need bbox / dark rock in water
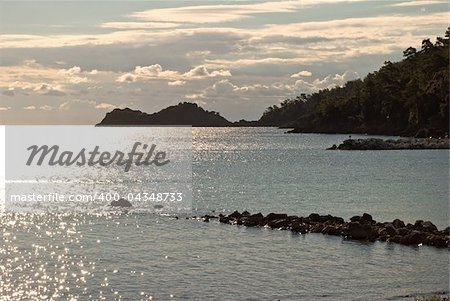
[219,216,231,224]
[422,221,437,232]
[309,223,324,233]
[266,213,288,222]
[350,215,361,222]
[400,230,424,245]
[229,211,241,219]
[308,213,321,222]
[397,227,410,236]
[214,210,448,248]
[416,221,438,232]
[330,216,345,224]
[110,198,132,208]
[242,213,264,227]
[267,219,290,229]
[392,219,405,229]
[329,138,449,150]
[388,235,402,243]
[425,234,449,247]
[322,225,342,236]
[361,213,373,223]
[154,204,164,210]
[290,222,307,234]
[344,222,374,240]
[384,223,397,236]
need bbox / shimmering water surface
[1,128,449,300]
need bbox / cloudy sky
[0,0,448,124]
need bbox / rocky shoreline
[195,211,449,248]
[328,138,449,150]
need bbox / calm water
[1,127,449,300]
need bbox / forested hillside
[260,29,449,137]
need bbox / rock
[425,234,449,247]
[344,222,374,240]
[267,219,290,229]
[400,230,424,245]
[329,138,449,150]
[332,216,345,224]
[321,225,342,236]
[350,215,361,222]
[384,223,397,236]
[242,213,264,227]
[421,221,438,232]
[110,198,132,208]
[388,235,402,243]
[266,213,288,222]
[392,219,405,229]
[229,211,241,219]
[308,213,320,222]
[414,220,424,229]
[397,227,410,236]
[210,211,447,248]
[309,224,324,233]
[290,222,307,234]
[219,216,230,224]
[361,213,374,223]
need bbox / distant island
[98,29,449,137]
[97,102,257,127]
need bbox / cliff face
[97,102,233,126]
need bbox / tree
[403,47,417,58]
[421,38,434,51]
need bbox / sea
[1,127,449,300]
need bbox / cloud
[184,65,231,79]
[129,1,304,24]
[34,83,66,96]
[168,80,186,86]
[95,102,116,110]
[116,64,231,83]
[0,107,11,111]
[40,105,53,111]
[291,71,312,78]
[294,70,360,93]
[116,73,138,83]
[59,66,81,75]
[390,0,446,7]
[101,22,180,30]
[23,106,36,110]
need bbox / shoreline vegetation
[98,29,449,139]
[191,211,449,249]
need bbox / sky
[0,0,448,124]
